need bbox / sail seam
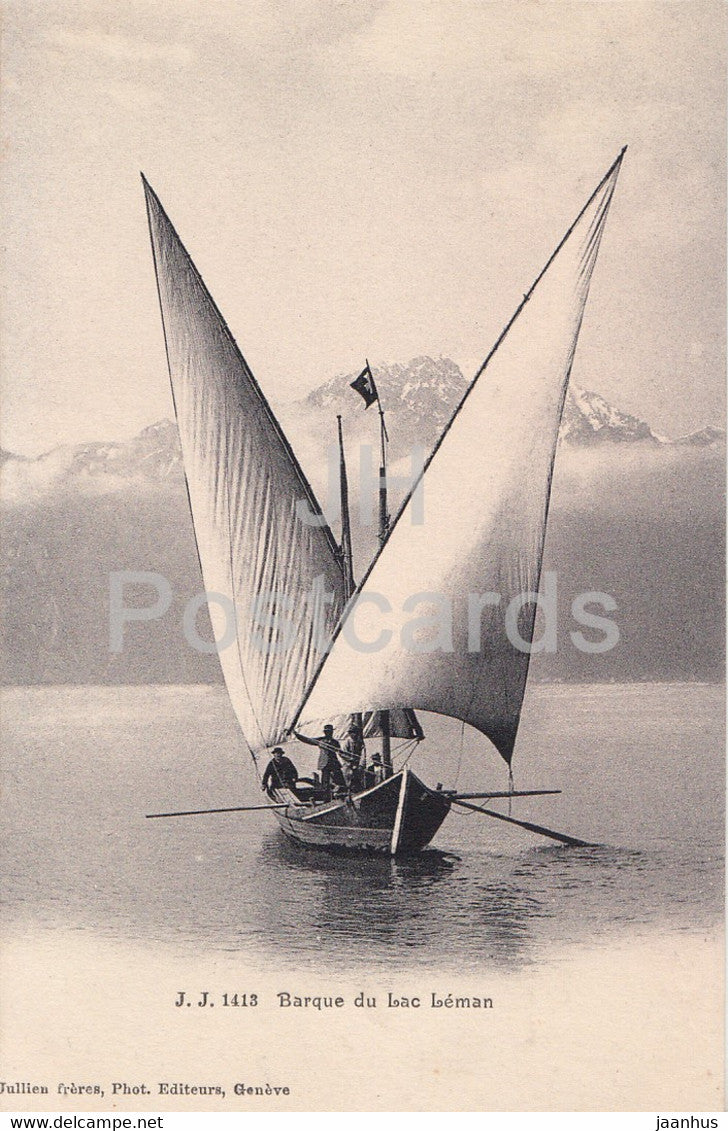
[224,439,268,756]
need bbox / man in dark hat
[341,722,366,789]
[292,724,346,797]
[261,747,298,794]
[367,751,386,787]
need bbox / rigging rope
[452,718,466,791]
[393,738,419,771]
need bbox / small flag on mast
[350,362,378,408]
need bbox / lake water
[1,682,723,973]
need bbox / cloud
[0,447,166,507]
[550,441,725,519]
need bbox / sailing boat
[143,148,625,854]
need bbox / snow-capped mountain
[299,356,718,452]
[1,356,723,504]
[1,420,184,503]
[304,356,467,454]
[560,388,662,445]
[671,424,726,448]
[50,419,182,483]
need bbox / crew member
[368,751,387,786]
[292,725,346,797]
[341,723,366,788]
[261,747,298,794]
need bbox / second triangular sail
[295,152,624,764]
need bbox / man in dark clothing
[292,724,346,796]
[367,751,386,786]
[261,747,298,794]
[341,723,365,789]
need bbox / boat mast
[370,359,392,773]
[337,414,356,599]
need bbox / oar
[146,803,289,819]
[446,789,561,800]
[449,797,594,847]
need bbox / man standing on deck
[292,724,346,797]
[261,747,298,793]
[341,723,366,788]
[368,751,387,786]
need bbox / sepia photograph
[1,0,725,1115]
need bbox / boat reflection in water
[256,831,536,968]
[252,831,612,969]
[243,827,714,973]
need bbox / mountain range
[1,357,723,505]
[1,357,724,686]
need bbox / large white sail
[143,180,348,750]
[296,153,624,763]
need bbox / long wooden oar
[146,803,288,819]
[447,790,561,800]
[449,797,594,847]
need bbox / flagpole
[337,414,363,742]
[367,359,389,549]
[348,359,392,772]
[366,360,392,773]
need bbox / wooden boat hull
[269,768,451,855]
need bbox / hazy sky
[2,0,725,454]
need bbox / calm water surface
[1,683,723,972]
